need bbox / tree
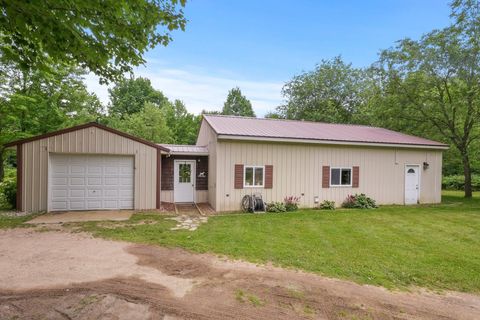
[221,87,256,117]
[278,56,368,123]
[108,77,168,118]
[377,0,480,197]
[0,0,187,83]
[0,60,103,181]
[164,100,201,144]
[110,102,173,143]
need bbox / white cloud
[84,63,284,116]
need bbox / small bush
[342,193,377,209]
[319,200,335,210]
[284,196,300,211]
[0,169,16,209]
[442,175,480,191]
[266,202,286,213]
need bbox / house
[5,115,448,213]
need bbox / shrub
[342,193,377,209]
[284,196,300,211]
[266,202,286,213]
[442,175,480,191]
[0,169,16,209]
[319,200,335,210]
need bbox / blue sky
[86,0,452,116]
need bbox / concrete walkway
[27,210,134,224]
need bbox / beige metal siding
[160,190,208,203]
[215,140,443,211]
[196,120,218,209]
[21,126,158,212]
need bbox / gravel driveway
[0,228,479,319]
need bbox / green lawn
[69,191,480,293]
[0,212,36,229]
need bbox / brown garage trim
[156,149,161,209]
[4,122,170,152]
[16,144,23,212]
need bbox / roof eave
[217,134,449,150]
[167,151,210,156]
[3,122,170,152]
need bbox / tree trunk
[462,152,473,198]
[0,148,4,182]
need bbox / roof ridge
[203,114,384,129]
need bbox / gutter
[216,135,449,150]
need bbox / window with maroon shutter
[322,166,330,188]
[234,164,244,189]
[265,165,273,189]
[352,166,359,188]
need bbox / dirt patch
[0,229,479,320]
[26,210,134,224]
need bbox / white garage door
[50,154,134,211]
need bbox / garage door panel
[69,177,85,186]
[52,177,68,186]
[53,165,68,174]
[51,201,68,210]
[69,189,85,198]
[69,201,86,210]
[70,165,85,174]
[51,189,67,198]
[121,166,134,174]
[105,177,119,185]
[105,166,119,174]
[119,200,133,209]
[50,154,134,211]
[104,189,118,197]
[88,166,102,174]
[87,177,102,186]
[86,200,102,209]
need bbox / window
[330,167,352,186]
[178,163,191,183]
[244,166,264,187]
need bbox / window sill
[329,185,353,188]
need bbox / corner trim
[156,149,161,209]
[16,144,23,212]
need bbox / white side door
[405,165,420,205]
[174,160,196,203]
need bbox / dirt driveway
[0,229,479,320]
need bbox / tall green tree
[164,100,201,144]
[108,77,168,118]
[109,102,173,143]
[0,60,103,181]
[0,0,187,83]
[376,0,480,197]
[278,56,368,123]
[221,87,256,117]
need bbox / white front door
[174,160,196,203]
[405,165,420,205]
[50,154,134,211]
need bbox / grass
[77,191,480,293]
[0,212,36,229]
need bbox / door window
[179,163,191,183]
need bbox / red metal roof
[203,115,447,148]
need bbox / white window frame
[243,165,265,188]
[330,167,353,187]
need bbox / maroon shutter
[234,164,244,189]
[265,165,273,189]
[322,166,330,188]
[352,166,359,188]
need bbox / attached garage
[6,122,169,213]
